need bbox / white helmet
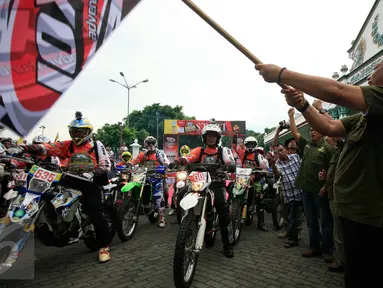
[244,136,258,152]
[201,124,222,145]
[144,136,157,151]
[33,135,51,144]
[256,147,265,155]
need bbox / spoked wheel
[245,205,254,226]
[117,200,138,242]
[204,213,218,248]
[173,213,198,288]
[231,200,242,246]
[272,195,284,230]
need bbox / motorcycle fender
[3,189,18,200]
[121,182,140,193]
[103,183,118,190]
[180,193,199,211]
[9,193,40,223]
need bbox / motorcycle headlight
[28,178,51,193]
[236,176,249,185]
[176,171,187,181]
[132,174,145,182]
[191,182,204,192]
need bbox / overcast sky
[2,0,375,142]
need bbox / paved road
[1,213,344,288]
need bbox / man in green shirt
[255,62,383,288]
[288,108,335,262]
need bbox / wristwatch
[296,100,310,113]
[319,108,328,114]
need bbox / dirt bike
[271,177,283,230]
[117,165,166,242]
[228,167,252,245]
[253,168,283,230]
[0,157,29,217]
[173,163,234,288]
[0,157,117,274]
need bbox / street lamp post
[39,125,46,135]
[118,122,123,149]
[109,73,148,129]
[156,112,159,142]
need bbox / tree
[95,123,149,152]
[127,103,195,148]
[264,127,276,134]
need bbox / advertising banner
[163,119,246,161]
[163,135,178,163]
[163,119,246,136]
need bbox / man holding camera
[272,118,303,239]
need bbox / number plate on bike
[13,171,27,181]
[29,165,62,183]
[189,172,207,182]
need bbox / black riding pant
[60,176,111,248]
[211,184,232,247]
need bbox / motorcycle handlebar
[0,155,34,164]
[62,171,93,182]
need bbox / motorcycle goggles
[146,139,156,146]
[245,142,257,149]
[69,127,91,138]
[122,154,132,162]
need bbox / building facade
[264,0,382,150]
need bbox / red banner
[0,0,143,136]
[171,120,245,136]
[163,135,178,163]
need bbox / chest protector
[67,141,99,174]
[198,147,224,165]
[242,150,260,169]
[142,150,165,169]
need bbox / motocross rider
[169,123,236,258]
[168,145,191,216]
[15,112,112,263]
[232,131,269,231]
[129,136,170,228]
[117,151,132,167]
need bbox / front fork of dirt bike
[241,188,250,221]
[134,182,146,221]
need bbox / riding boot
[257,208,268,231]
[158,208,166,228]
[221,226,234,258]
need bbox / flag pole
[181,0,288,89]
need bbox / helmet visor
[245,142,257,149]
[146,139,156,146]
[180,148,189,155]
[122,154,132,162]
[69,127,90,138]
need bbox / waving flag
[0,0,143,136]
